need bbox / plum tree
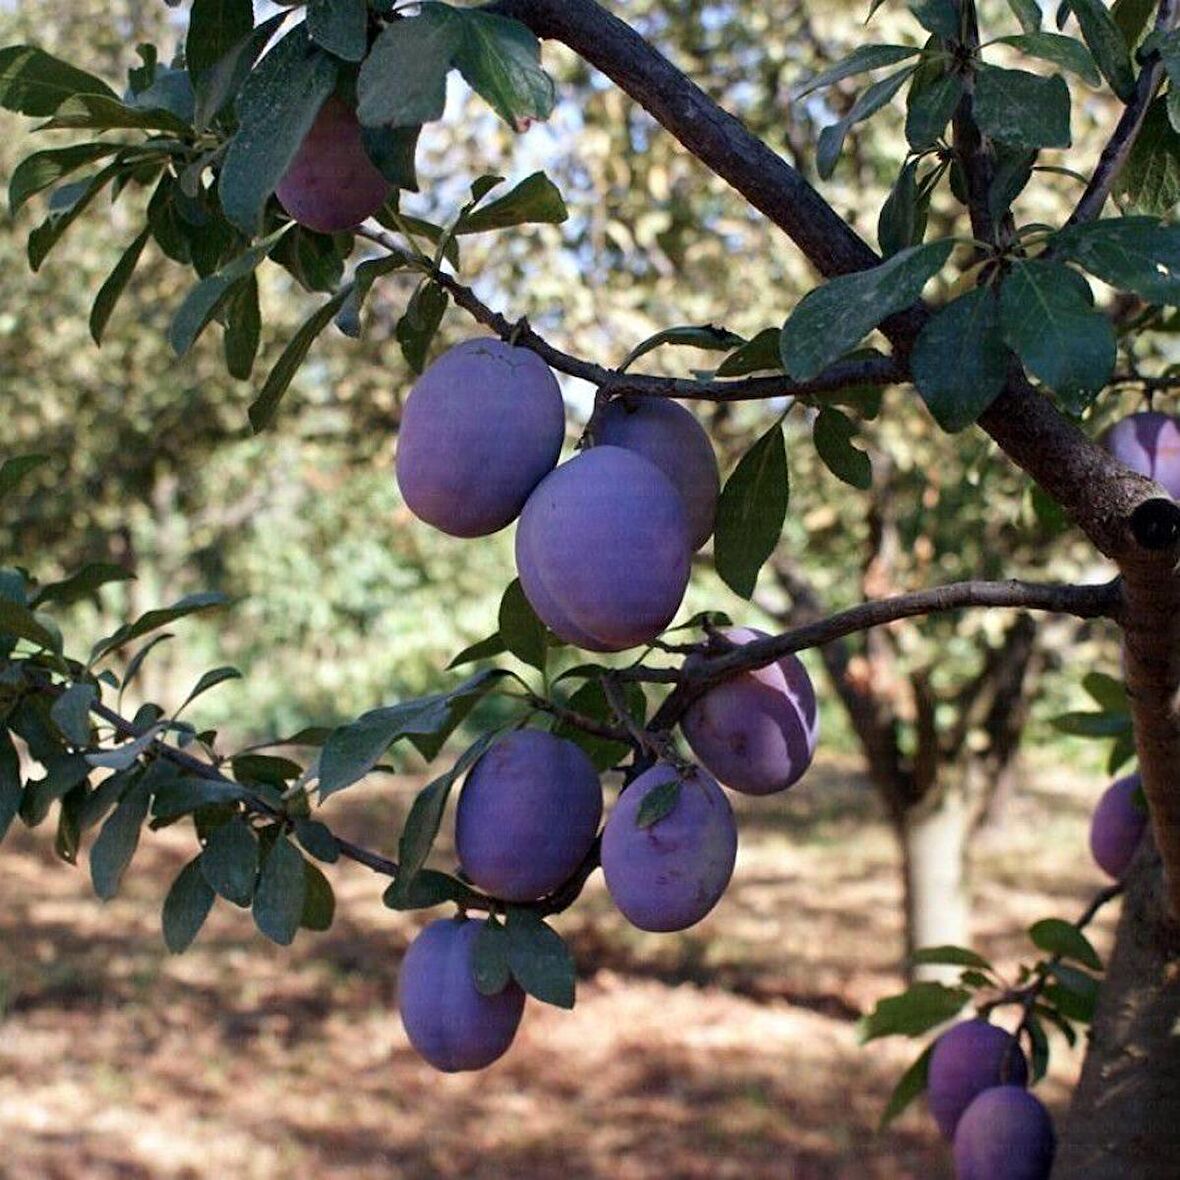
[594,398,720,550]
[926,1019,1029,1140]
[599,763,737,932]
[396,339,565,537]
[455,729,602,901]
[1103,412,1180,500]
[1089,773,1148,880]
[681,628,818,795]
[952,1087,1056,1180]
[397,916,526,1072]
[515,445,692,651]
[275,96,392,234]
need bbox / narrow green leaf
[713,421,789,600]
[1114,98,1180,216]
[814,408,873,489]
[790,44,921,101]
[636,776,682,829]
[90,781,151,900]
[0,597,62,653]
[474,914,513,995]
[9,142,122,216]
[997,32,1102,85]
[715,328,782,377]
[1008,0,1044,33]
[193,12,287,131]
[300,860,335,930]
[879,1045,933,1130]
[253,835,307,945]
[856,982,970,1042]
[395,281,448,376]
[505,907,576,1009]
[456,171,568,234]
[0,45,118,115]
[1066,0,1136,101]
[446,632,508,670]
[0,730,21,842]
[224,273,261,379]
[817,66,917,179]
[905,64,963,151]
[617,324,745,374]
[381,868,485,911]
[1051,710,1132,737]
[909,0,960,39]
[90,592,231,663]
[910,945,994,970]
[27,162,124,272]
[177,666,242,715]
[1025,1013,1051,1081]
[89,226,151,345]
[162,856,216,953]
[293,819,340,864]
[498,578,548,673]
[1082,672,1128,713]
[1029,917,1104,970]
[186,0,255,81]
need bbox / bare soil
[0,753,1115,1179]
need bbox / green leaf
[162,856,216,953]
[300,860,335,930]
[1082,672,1128,713]
[473,914,513,995]
[905,62,963,151]
[90,780,151,900]
[973,65,1072,150]
[1008,0,1044,33]
[505,907,576,1009]
[224,273,261,379]
[909,0,960,39]
[1000,259,1115,409]
[357,4,460,127]
[192,12,287,131]
[1065,0,1136,101]
[21,754,89,826]
[152,775,245,822]
[790,44,921,100]
[1114,98,1180,215]
[1029,917,1104,970]
[446,632,508,670]
[814,408,873,489]
[498,578,548,673]
[879,1044,933,1130]
[1044,963,1100,1023]
[381,868,484,911]
[781,240,952,381]
[199,817,258,906]
[1051,709,1132,737]
[0,597,62,653]
[552,678,642,772]
[0,454,49,501]
[249,285,352,431]
[997,32,1102,85]
[911,287,1009,431]
[988,145,1038,220]
[1025,1012,1051,1081]
[453,9,556,129]
[360,124,421,191]
[8,142,123,216]
[0,45,117,115]
[395,281,449,376]
[817,66,917,179]
[219,25,339,235]
[1053,217,1180,304]
[38,92,190,133]
[1113,0,1158,46]
[454,169,566,233]
[910,945,994,970]
[617,324,745,374]
[715,328,783,377]
[27,161,124,272]
[90,592,231,664]
[636,776,683,829]
[253,835,307,946]
[293,819,340,864]
[270,224,348,293]
[713,421,789,600]
[186,0,255,81]
[856,982,970,1042]
[387,729,503,905]
[168,230,285,357]
[51,683,96,747]
[177,666,242,715]
[308,0,369,62]
[88,225,151,345]
[0,730,22,843]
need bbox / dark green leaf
[912,287,1009,431]
[269,225,347,293]
[713,421,788,600]
[253,835,307,945]
[381,868,485,911]
[54,780,84,864]
[790,44,922,101]
[1008,0,1044,33]
[880,159,924,256]
[1044,963,1100,1022]
[152,775,245,822]
[617,324,745,374]
[997,32,1102,85]
[88,225,151,345]
[1025,1013,1051,1081]
[905,63,963,151]
[224,273,261,379]
[27,162,124,272]
[715,328,782,377]
[879,1044,933,1130]
[498,578,548,673]
[1108,729,1137,774]
[909,0,960,39]
[193,12,287,131]
[357,4,460,127]
[300,860,335,930]
[0,730,21,843]
[1065,0,1136,101]
[0,45,117,115]
[505,907,575,1009]
[0,597,62,653]
[90,780,151,900]
[162,856,216,953]
[456,171,568,234]
[50,683,96,747]
[910,945,994,970]
[1113,0,1158,46]
[360,124,421,191]
[249,286,352,431]
[0,454,49,501]
[814,408,873,489]
[552,678,642,772]
[999,259,1115,408]
[90,592,231,663]
[453,9,556,129]
[974,65,1072,150]
[335,253,409,337]
[219,25,339,235]
[1114,98,1180,215]
[988,145,1038,220]
[395,281,449,375]
[1051,709,1132,737]
[1029,917,1104,970]
[9,142,123,216]
[177,666,242,715]
[1082,672,1128,713]
[187,0,254,80]
[856,982,970,1042]
[1053,217,1180,304]
[38,93,190,133]
[308,0,369,62]
[21,754,89,827]
[474,914,513,995]
[636,776,683,828]
[781,240,952,380]
[817,66,917,179]
[446,632,508,670]
[293,819,340,864]
[200,816,258,906]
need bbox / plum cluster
[927,1019,1055,1180]
[393,343,822,1072]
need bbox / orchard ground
[0,749,1112,1180]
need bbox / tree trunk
[1053,840,1180,1177]
[898,789,972,979]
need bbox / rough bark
[1053,842,1180,1178]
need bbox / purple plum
[1090,772,1148,879]
[928,1019,1029,1140]
[952,1086,1056,1180]
[595,398,720,550]
[600,762,738,932]
[455,729,603,902]
[275,96,392,233]
[681,627,819,795]
[1104,411,1180,499]
[396,339,566,537]
[515,446,693,652]
[397,916,526,1072]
